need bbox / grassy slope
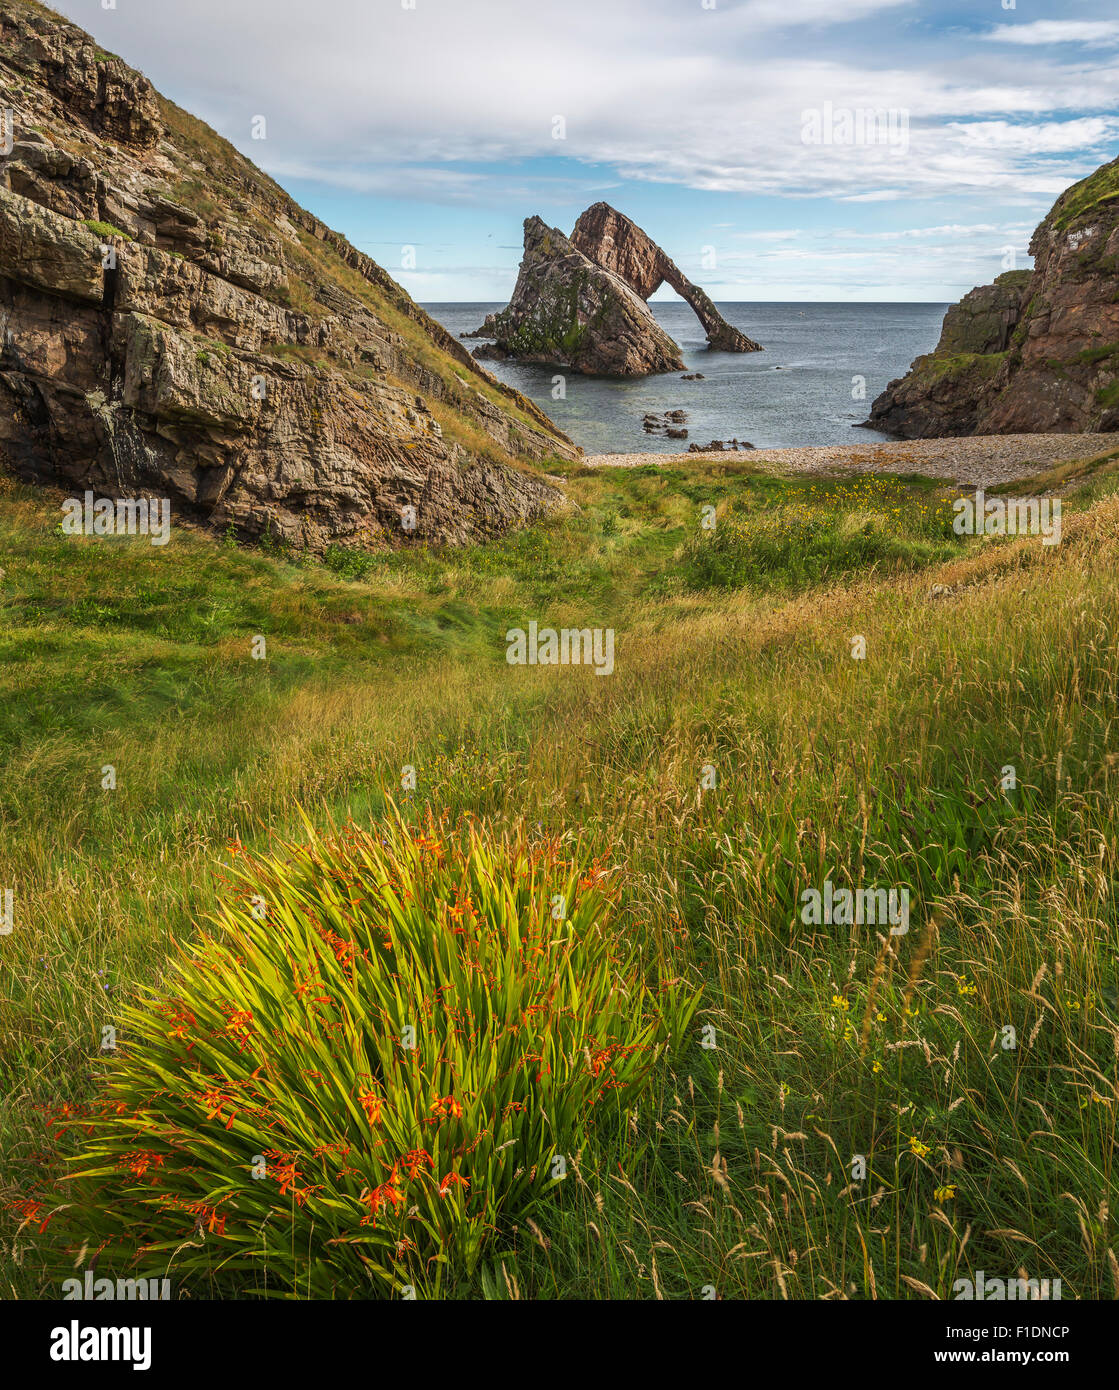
[2,452,1119,1298]
[1050,156,1119,233]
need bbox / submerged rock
[688,439,754,452]
[641,409,690,436]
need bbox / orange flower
[117,1150,165,1180]
[273,1157,302,1197]
[167,1005,197,1046]
[402,1147,433,1179]
[196,1086,230,1121]
[358,1090,384,1124]
[223,1009,254,1052]
[360,1166,404,1227]
[6,1196,52,1233]
[438,1171,469,1198]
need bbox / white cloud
[982,21,1119,48]
[948,117,1119,152]
[48,0,1119,210]
[726,0,915,30]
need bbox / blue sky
[55,0,1119,302]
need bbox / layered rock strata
[0,0,576,550]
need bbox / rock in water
[867,154,1119,438]
[470,203,762,377]
[571,203,760,354]
[471,217,686,376]
[0,0,577,550]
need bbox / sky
[52,0,1119,302]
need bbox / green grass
[924,350,1008,381]
[1051,157,1119,233]
[81,219,133,242]
[678,474,960,592]
[2,455,1118,1300]
[61,814,698,1298]
[1075,343,1119,366]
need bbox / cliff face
[0,0,576,550]
[471,203,760,377]
[868,155,1119,439]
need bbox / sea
[423,301,948,454]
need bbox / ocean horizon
[425,300,949,454]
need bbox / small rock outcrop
[470,203,761,377]
[867,154,1119,438]
[688,439,754,452]
[0,0,577,551]
[866,273,1033,438]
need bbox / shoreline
[579,432,1117,487]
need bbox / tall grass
[59,813,697,1297]
[2,456,1118,1298]
[681,475,961,591]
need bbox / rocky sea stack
[470,202,761,377]
[0,0,577,550]
[867,154,1119,438]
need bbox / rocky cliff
[470,202,760,376]
[472,216,686,376]
[571,203,758,354]
[867,155,1119,438]
[0,0,577,550]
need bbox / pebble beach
[582,432,1117,488]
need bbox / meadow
[2,449,1118,1299]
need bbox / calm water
[424,301,947,453]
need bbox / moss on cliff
[1051,158,1119,233]
[924,350,1008,382]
